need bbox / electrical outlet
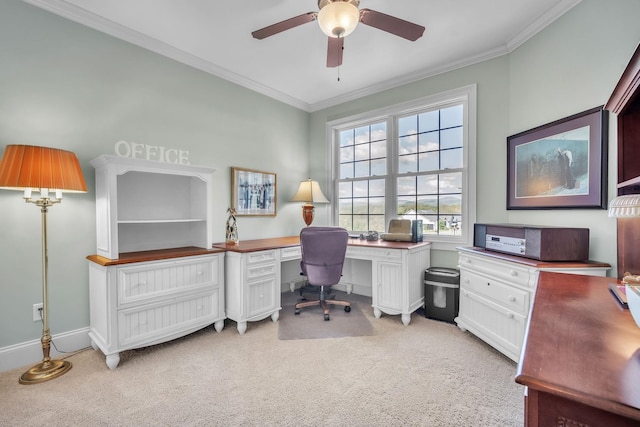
[32,303,43,322]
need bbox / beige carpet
[278,290,374,340]
[0,299,524,426]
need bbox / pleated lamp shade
[608,194,640,218]
[0,145,87,193]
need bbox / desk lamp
[0,145,87,384]
[290,178,329,226]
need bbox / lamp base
[302,204,315,226]
[19,359,71,385]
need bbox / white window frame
[324,84,477,251]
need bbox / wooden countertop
[458,246,610,269]
[86,246,225,266]
[213,236,432,253]
[516,271,640,421]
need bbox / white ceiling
[25,0,581,112]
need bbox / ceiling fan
[251,0,425,68]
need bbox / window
[328,85,476,250]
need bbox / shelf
[118,218,207,224]
[618,175,640,189]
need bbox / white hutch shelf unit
[90,155,213,259]
[87,155,225,369]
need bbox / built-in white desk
[213,237,431,334]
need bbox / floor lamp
[290,178,329,226]
[0,145,87,385]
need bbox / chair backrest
[300,226,349,287]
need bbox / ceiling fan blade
[359,9,425,41]
[327,37,344,68]
[251,12,317,40]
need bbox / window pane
[352,215,369,231]
[441,105,463,128]
[339,198,352,214]
[340,145,354,162]
[371,158,386,176]
[353,199,368,214]
[371,122,386,141]
[417,175,438,194]
[418,152,439,172]
[398,115,417,137]
[354,143,369,161]
[422,215,438,233]
[399,154,417,173]
[397,196,416,215]
[340,129,353,147]
[397,176,416,196]
[399,135,417,154]
[340,163,353,179]
[418,195,438,214]
[339,181,352,198]
[339,215,353,230]
[369,215,385,232]
[354,160,370,178]
[419,110,439,132]
[370,179,385,197]
[440,194,461,215]
[441,127,463,149]
[353,181,368,197]
[441,148,463,170]
[354,126,370,143]
[419,131,439,152]
[439,172,462,193]
[369,197,385,214]
[371,140,386,159]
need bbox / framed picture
[507,106,608,210]
[231,167,277,216]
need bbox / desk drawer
[117,255,219,307]
[246,262,277,280]
[460,270,530,315]
[347,246,402,261]
[459,253,532,288]
[281,246,301,261]
[246,250,277,266]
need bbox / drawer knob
[508,295,516,302]
[507,312,514,319]
[510,270,518,277]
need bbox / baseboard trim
[0,327,92,373]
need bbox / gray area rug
[278,290,375,340]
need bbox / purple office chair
[295,226,351,321]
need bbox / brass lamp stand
[0,144,87,385]
[19,194,72,384]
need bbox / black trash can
[424,267,460,323]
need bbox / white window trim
[324,84,477,251]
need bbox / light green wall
[0,0,309,347]
[1,0,639,352]
[310,0,640,272]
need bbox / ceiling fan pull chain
[337,66,340,82]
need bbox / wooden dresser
[516,271,640,426]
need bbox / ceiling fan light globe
[317,2,359,38]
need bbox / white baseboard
[0,327,92,373]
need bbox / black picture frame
[507,106,608,210]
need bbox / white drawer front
[246,250,277,265]
[347,246,402,261]
[280,246,301,261]
[247,277,277,318]
[118,256,219,307]
[458,289,526,361]
[460,270,530,315]
[246,262,277,280]
[459,253,531,288]
[118,290,220,347]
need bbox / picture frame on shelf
[231,167,277,216]
[507,106,608,210]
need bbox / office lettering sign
[114,140,190,164]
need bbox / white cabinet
[87,155,225,369]
[88,254,225,369]
[90,155,214,259]
[224,250,281,334]
[456,247,610,362]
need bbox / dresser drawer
[460,269,530,315]
[118,289,221,347]
[246,250,277,265]
[117,255,220,307]
[459,253,532,288]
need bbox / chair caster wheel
[324,314,330,321]
[344,306,351,313]
[294,308,300,315]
